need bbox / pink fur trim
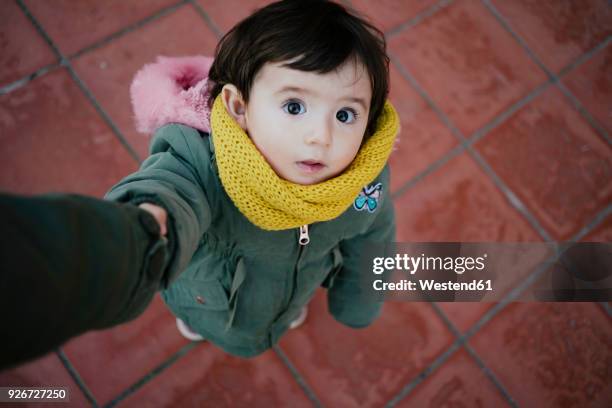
[130,55,214,134]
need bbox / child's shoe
[176,318,205,341]
[289,306,308,329]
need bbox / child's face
[223,59,371,185]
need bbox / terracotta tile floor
[1,0,610,407]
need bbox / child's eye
[336,108,359,124]
[283,101,306,115]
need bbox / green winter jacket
[106,124,395,357]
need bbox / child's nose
[304,120,332,147]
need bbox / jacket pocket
[321,245,343,289]
[226,257,246,331]
[173,278,230,311]
[167,257,246,332]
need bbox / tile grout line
[104,341,199,408]
[55,348,100,407]
[481,0,611,146]
[385,342,462,408]
[272,345,324,408]
[463,252,560,339]
[0,63,61,95]
[558,36,612,78]
[389,53,468,146]
[68,0,190,61]
[15,0,141,164]
[570,203,612,243]
[598,301,612,318]
[479,0,554,81]
[466,146,553,242]
[427,303,519,407]
[2,0,189,96]
[556,81,612,146]
[188,0,224,39]
[467,80,553,145]
[462,343,519,407]
[342,0,454,40]
[390,143,464,200]
[385,0,454,39]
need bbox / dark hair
[207,0,389,138]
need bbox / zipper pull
[298,224,310,246]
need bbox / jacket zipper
[298,224,310,246]
[284,224,309,312]
[269,225,311,343]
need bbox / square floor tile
[62,295,189,405]
[72,4,219,160]
[0,352,90,407]
[349,0,439,33]
[0,68,137,196]
[563,41,612,134]
[278,289,453,407]
[388,63,458,193]
[394,152,541,242]
[475,86,612,240]
[24,0,178,57]
[395,348,510,407]
[388,0,546,136]
[119,343,312,407]
[196,0,275,34]
[470,302,612,407]
[0,1,57,87]
[491,0,612,74]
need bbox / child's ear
[221,84,248,130]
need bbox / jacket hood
[130,55,214,134]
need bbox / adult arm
[0,192,168,370]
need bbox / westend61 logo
[372,253,488,275]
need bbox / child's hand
[138,203,168,237]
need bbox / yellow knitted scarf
[210,95,399,230]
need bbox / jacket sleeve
[105,124,212,289]
[327,165,396,328]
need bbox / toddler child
[106,0,399,358]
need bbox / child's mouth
[296,160,326,174]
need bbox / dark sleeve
[326,165,396,328]
[0,192,168,370]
